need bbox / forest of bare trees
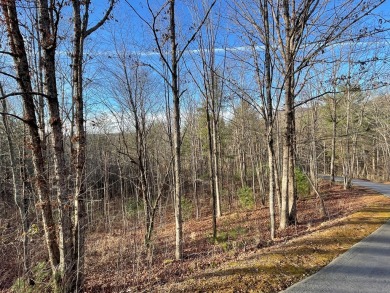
[0,0,389,292]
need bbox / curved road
[283,177,390,293]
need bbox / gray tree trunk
[330,94,337,183]
[71,1,114,289]
[169,0,183,260]
[36,2,74,288]
[1,0,61,280]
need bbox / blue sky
[82,0,390,113]
[88,0,390,55]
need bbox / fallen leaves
[2,183,390,292]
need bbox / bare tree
[70,1,115,289]
[0,0,61,286]
[103,43,172,247]
[233,0,283,239]
[127,0,216,260]
[235,0,385,229]
[187,0,226,239]
[1,0,114,291]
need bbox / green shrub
[295,168,311,199]
[126,197,143,216]
[214,226,248,251]
[215,230,229,243]
[181,197,193,220]
[12,278,31,293]
[238,186,254,209]
[12,262,52,293]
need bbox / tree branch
[85,0,116,37]
[0,111,26,122]
[177,0,217,62]
[0,91,49,100]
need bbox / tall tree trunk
[280,96,293,230]
[1,0,60,277]
[268,136,276,240]
[71,3,88,289]
[280,0,296,229]
[169,0,183,260]
[206,94,217,240]
[71,0,115,288]
[36,1,74,288]
[343,88,352,189]
[330,94,337,183]
[310,105,319,190]
[252,0,276,238]
[191,135,200,219]
[34,18,46,156]
[212,113,222,217]
[288,109,297,224]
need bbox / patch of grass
[12,262,52,293]
[215,226,247,242]
[213,226,248,252]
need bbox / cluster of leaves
[12,262,52,293]
[295,168,311,199]
[238,186,254,209]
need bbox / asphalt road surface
[283,177,390,293]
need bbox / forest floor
[84,183,390,292]
[2,182,390,292]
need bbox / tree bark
[212,106,222,217]
[70,3,88,289]
[206,91,217,240]
[280,0,297,229]
[263,0,276,239]
[36,1,74,289]
[330,94,337,183]
[1,0,60,276]
[169,0,183,260]
[71,1,114,288]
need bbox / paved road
[283,177,390,293]
[321,175,390,197]
[350,179,390,196]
